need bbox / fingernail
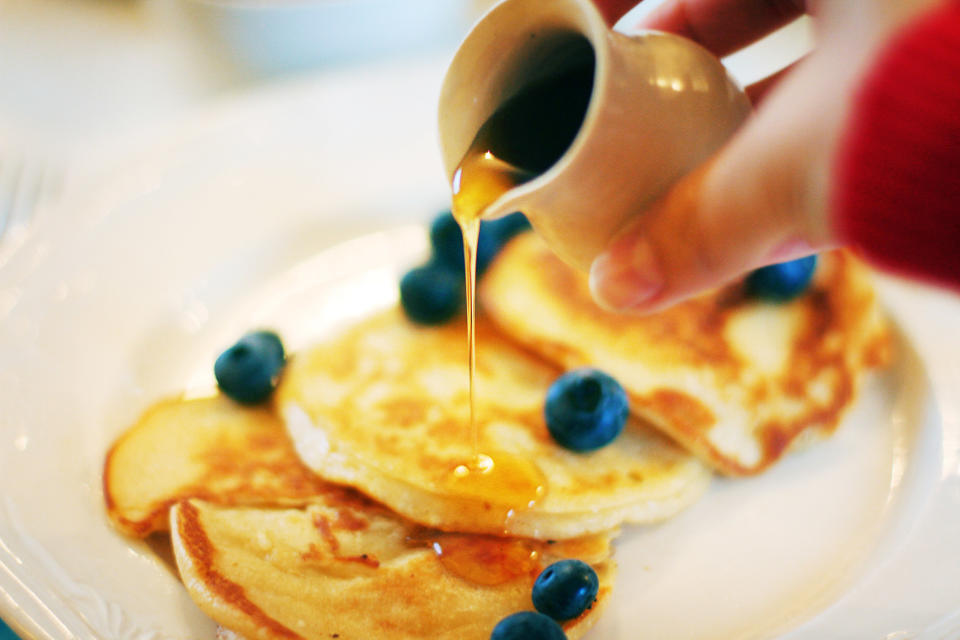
[589,239,664,311]
[767,237,813,263]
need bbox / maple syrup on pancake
[446,40,595,514]
[406,527,542,586]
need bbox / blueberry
[544,369,629,452]
[429,211,465,271]
[532,559,599,621]
[745,255,818,302]
[490,611,567,640]
[400,262,464,325]
[486,211,532,244]
[476,224,509,275]
[214,330,285,405]
[244,329,285,365]
[428,210,523,276]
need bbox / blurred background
[0,0,498,195]
[0,0,810,193]
[0,2,809,637]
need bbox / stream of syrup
[447,143,544,515]
[444,51,595,517]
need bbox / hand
[588,0,938,313]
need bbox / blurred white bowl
[188,0,475,74]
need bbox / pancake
[105,393,616,639]
[171,499,614,640]
[277,308,711,539]
[480,233,892,475]
[104,394,331,537]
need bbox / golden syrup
[448,110,532,509]
[450,135,538,455]
[443,449,547,516]
[406,527,542,586]
[449,203,543,516]
[457,214,482,456]
[446,43,595,518]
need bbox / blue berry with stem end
[214,330,286,405]
[532,559,599,621]
[544,368,629,452]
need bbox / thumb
[589,57,840,313]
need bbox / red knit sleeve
[831,1,960,292]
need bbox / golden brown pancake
[481,233,892,475]
[171,499,614,640]
[105,393,616,639]
[277,308,711,539]
[103,394,330,537]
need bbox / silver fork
[0,152,65,249]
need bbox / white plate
[2,57,960,640]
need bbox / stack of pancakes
[103,232,889,639]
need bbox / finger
[592,0,642,26]
[745,58,803,105]
[636,0,807,57]
[589,56,839,314]
[588,159,806,313]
